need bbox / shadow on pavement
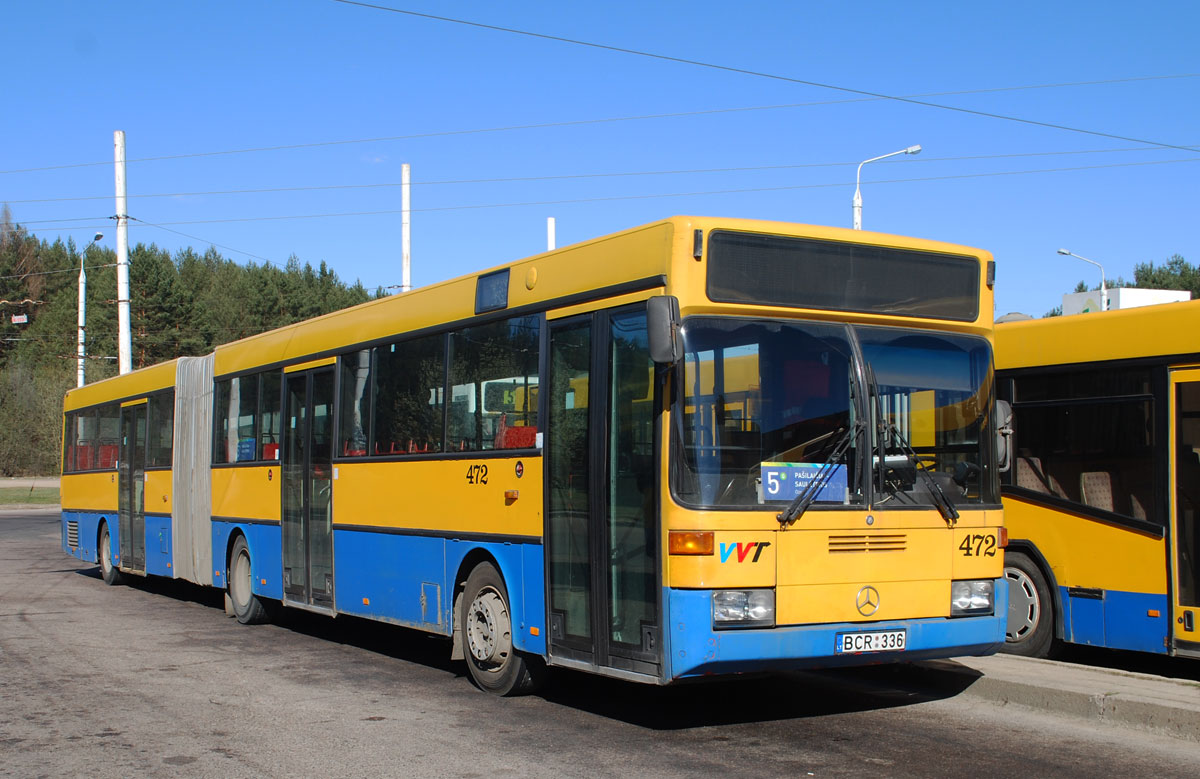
[69,564,985,729]
[532,661,981,729]
[1050,643,1200,683]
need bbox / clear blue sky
[4,1,1197,318]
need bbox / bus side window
[448,315,540,452]
[215,375,260,463]
[96,404,120,469]
[339,350,371,458]
[260,371,281,460]
[374,333,446,456]
[147,391,175,468]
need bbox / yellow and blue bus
[996,301,1200,659]
[61,216,1006,694]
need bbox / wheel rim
[1005,566,1040,642]
[100,529,113,575]
[466,586,512,673]
[232,549,252,610]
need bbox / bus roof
[995,298,1200,370]
[64,358,179,412]
[63,216,994,389]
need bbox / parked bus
[996,300,1200,659]
[61,216,1006,694]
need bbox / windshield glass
[672,317,864,508]
[858,326,997,506]
[671,317,997,510]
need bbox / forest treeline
[0,207,373,475]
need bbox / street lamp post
[852,144,921,230]
[77,232,103,388]
[1057,248,1108,312]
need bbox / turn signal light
[669,531,714,555]
[998,527,1008,548]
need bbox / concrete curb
[928,654,1200,742]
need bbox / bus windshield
[671,317,997,509]
[859,326,997,508]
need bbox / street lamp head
[905,145,922,155]
[1056,248,1071,256]
[92,232,103,243]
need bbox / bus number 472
[958,533,997,557]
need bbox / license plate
[836,629,906,654]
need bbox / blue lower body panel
[665,578,1007,680]
[144,513,172,576]
[332,529,546,654]
[61,511,109,564]
[205,522,548,655]
[211,521,283,597]
[1059,586,1168,655]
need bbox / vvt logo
[719,541,772,563]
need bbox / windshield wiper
[777,420,863,527]
[864,365,959,527]
[880,422,959,527]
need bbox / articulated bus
[61,216,1006,695]
[996,301,1200,659]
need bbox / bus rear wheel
[229,536,268,625]
[99,522,124,586]
[461,562,543,696]
[1003,551,1054,657]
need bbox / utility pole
[401,163,411,293]
[547,217,556,251]
[114,130,132,374]
[77,232,102,387]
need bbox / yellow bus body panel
[64,360,177,412]
[145,470,173,515]
[1004,497,1167,594]
[996,299,1200,370]
[333,458,543,538]
[780,581,948,624]
[213,221,677,378]
[212,467,280,522]
[665,500,1003,623]
[61,472,117,513]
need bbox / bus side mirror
[647,295,682,364]
[995,399,1014,473]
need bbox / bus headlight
[950,579,995,616]
[712,589,775,628]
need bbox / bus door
[282,368,335,611]
[117,400,147,572]
[546,307,661,678]
[1170,369,1200,657]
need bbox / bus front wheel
[461,562,543,696]
[229,536,268,625]
[99,522,124,586]
[1003,551,1054,657]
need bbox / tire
[1003,550,1054,657]
[98,522,124,586]
[460,562,544,696]
[229,536,268,625]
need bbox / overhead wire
[1,73,1197,176]
[19,156,1190,228]
[127,218,281,267]
[330,1,1200,154]
[0,263,117,283]
[5,143,1198,205]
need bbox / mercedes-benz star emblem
[856,585,880,616]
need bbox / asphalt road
[3,509,1197,778]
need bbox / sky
[3,0,1198,319]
